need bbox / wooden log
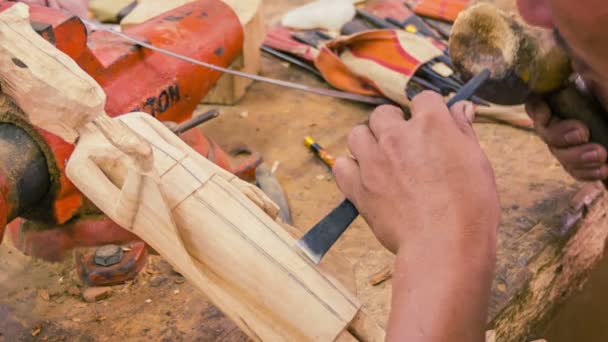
[0,3,384,341]
[121,0,265,105]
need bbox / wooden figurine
[0,3,384,341]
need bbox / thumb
[449,101,476,136]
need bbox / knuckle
[377,126,404,152]
[360,172,381,193]
[347,125,368,148]
[417,111,443,131]
[373,104,402,117]
[411,92,441,116]
[370,104,403,124]
[332,156,349,177]
[413,90,443,105]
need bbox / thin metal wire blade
[81,19,389,106]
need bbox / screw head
[94,245,124,267]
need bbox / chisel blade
[296,69,491,265]
[296,199,359,264]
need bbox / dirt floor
[0,1,392,341]
[2,0,608,341]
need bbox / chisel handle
[299,70,491,264]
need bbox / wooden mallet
[449,3,608,161]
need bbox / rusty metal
[76,241,148,286]
[81,17,389,106]
[0,0,242,225]
[0,123,49,222]
[0,1,241,285]
[94,244,124,267]
[171,109,220,135]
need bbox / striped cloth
[315,29,443,106]
[263,26,533,128]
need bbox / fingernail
[564,130,586,144]
[582,150,600,163]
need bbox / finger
[347,125,379,164]
[550,143,607,170]
[568,165,608,182]
[448,101,476,136]
[410,90,451,122]
[542,119,590,148]
[368,105,406,140]
[516,0,554,28]
[526,99,590,147]
[526,97,552,128]
[333,156,362,205]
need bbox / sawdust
[0,240,242,341]
[0,1,603,341]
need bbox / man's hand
[334,92,499,254]
[334,91,499,341]
[526,97,608,181]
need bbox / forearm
[386,219,497,342]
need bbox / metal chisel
[297,69,491,264]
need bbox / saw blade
[81,19,388,106]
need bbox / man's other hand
[526,97,608,181]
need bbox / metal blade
[297,70,491,264]
[81,19,388,106]
[296,199,359,264]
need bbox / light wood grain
[0,3,105,143]
[0,4,384,341]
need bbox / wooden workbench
[1,0,608,341]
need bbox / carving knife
[296,69,491,264]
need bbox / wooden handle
[546,83,608,187]
[0,3,106,143]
